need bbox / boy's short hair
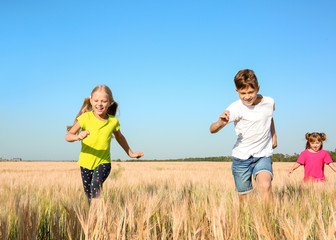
[234,69,259,90]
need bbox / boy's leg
[90,163,112,199]
[253,156,273,202]
[239,194,248,202]
[255,171,272,201]
[232,157,253,202]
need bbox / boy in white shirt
[210,69,277,202]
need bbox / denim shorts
[232,156,273,194]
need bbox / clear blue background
[1,0,335,160]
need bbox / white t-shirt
[226,96,275,160]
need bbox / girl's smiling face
[90,90,111,119]
[309,140,322,152]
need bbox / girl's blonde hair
[305,132,327,150]
[67,85,118,131]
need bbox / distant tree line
[0,157,22,161]
[121,150,336,162]
[123,156,233,162]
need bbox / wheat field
[1,161,336,239]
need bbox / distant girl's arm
[289,162,301,175]
[327,163,336,172]
[65,122,90,142]
[114,130,144,159]
[271,118,277,149]
[210,110,230,133]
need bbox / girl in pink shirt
[289,132,336,182]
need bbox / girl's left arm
[328,163,336,172]
[271,118,277,149]
[114,130,144,159]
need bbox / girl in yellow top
[65,85,143,204]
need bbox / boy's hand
[219,110,230,123]
[78,130,90,140]
[210,110,230,133]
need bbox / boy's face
[236,85,260,106]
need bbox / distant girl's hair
[67,85,118,131]
[305,132,327,150]
[234,69,259,90]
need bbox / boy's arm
[210,110,230,133]
[270,118,277,149]
[327,163,336,172]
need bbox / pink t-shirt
[297,149,333,182]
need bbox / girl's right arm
[289,162,301,175]
[65,122,90,142]
[210,110,230,133]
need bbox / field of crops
[1,161,336,239]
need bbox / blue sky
[1,0,335,160]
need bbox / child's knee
[258,180,272,191]
[256,172,272,191]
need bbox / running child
[65,85,143,204]
[289,132,336,181]
[210,69,277,201]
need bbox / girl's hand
[65,122,88,142]
[288,169,296,177]
[288,163,301,176]
[78,130,90,140]
[129,152,144,159]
